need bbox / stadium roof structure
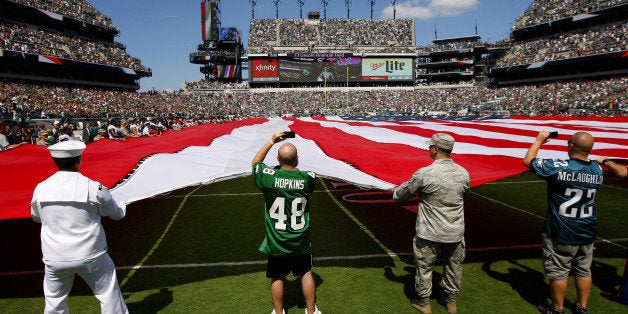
[432,35,481,45]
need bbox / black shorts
[266,252,313,278]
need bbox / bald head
[277,143,298,168]
[569,132,594,157]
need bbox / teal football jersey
[253,162,316,256]
[531,158,604,245]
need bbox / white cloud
[381,0,479,19]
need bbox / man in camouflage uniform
[393,133,470,314]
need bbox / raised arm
[523,131,551,168]
[251,131,287,166]
[597,157,628,179]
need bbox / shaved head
[570,132,594,153]
[277,143,298,168]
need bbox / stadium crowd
[497,22,627,67]
[183,80,249,90]
[1,75,625,150]
[0,19,147,71]
[10,0,117,30]
[0,0,626,155]
[513,0,628,29]
[248,18,414,54]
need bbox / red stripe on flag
[0,118,267,220]
[318,117,563,150]
[288,118,527,187]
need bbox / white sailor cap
[48,140,86,158]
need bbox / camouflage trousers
[413,236,465,306]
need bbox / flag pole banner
[1,116,626,220]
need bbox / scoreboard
[250,54,414,84]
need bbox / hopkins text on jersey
[274,178,305,189]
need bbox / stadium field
[1,172,626,313]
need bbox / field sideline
[0,172,626,313]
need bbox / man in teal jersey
[524,131,604,314]
[252,131,321,314]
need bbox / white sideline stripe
[3,238,627,277]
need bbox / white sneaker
[304,305,321,314]
[271,309,285,314]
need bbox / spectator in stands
[0,122,10,150]
[107,119,124,140]
[93,128,107,141]
[128,119,141,137]
[82,122,92,143]
[58,126,75,142]
[141,121,152,137]
[36,131,49,146]
[119,119,130,138]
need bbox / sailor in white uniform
[30,140,128,314]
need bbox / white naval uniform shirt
[30,171,126,262]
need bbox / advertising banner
[361,58,413,80]
[251,59,279,82]
[249,57,414,83]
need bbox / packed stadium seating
[0,19,146,70]
[1,0,626,151]
[248,18,415,54]
[497,21,627,67]
[10,0,117,30]
[513,0,627,30]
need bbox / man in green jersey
[252,131,320,314]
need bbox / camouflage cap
[425,133,455,151]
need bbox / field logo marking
[319,179,401,262]
[120,185,204,287]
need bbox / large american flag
[1,116,626,220]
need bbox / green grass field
[1,172,626,313]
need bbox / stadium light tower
[249,0,256,18]
[345,0,352,19]
[297,0,305,19]
[322,0,329,19]
[369,0,376,19]
[390,0,398,20]
[273,0,281,19]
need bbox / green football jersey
[253,162,316,256]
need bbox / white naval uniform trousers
[31,171,128,314]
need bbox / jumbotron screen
[250,54,414,83]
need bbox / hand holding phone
[283,131,295,138]
[549,131,559,138]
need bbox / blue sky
[89,0,533,92]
